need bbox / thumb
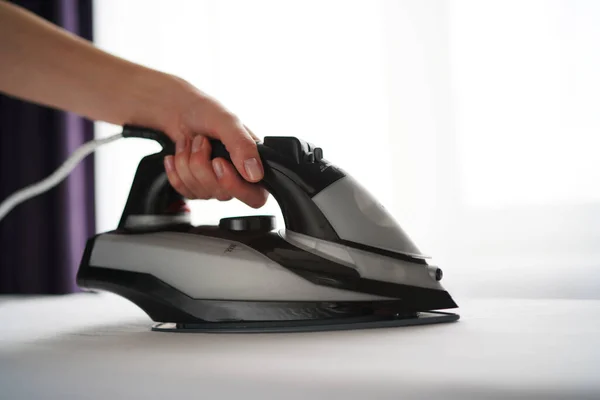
[219,120,264,183]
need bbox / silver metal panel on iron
[88,232,391,302]
[280,230,444,291]
[312,176,425,257]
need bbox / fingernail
[213,159,224,179]
[244,158,263,181]
[191,135,204,153]
[164,156,174,172]
[176,138,186,154]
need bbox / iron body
[77,126,459,332]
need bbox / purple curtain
[0,0,95,294]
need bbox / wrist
[126,67,188,139]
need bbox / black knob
[219,215,276,232]
[428,266,443,282]
[313,147,323,161]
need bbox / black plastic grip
[123,125,235,163]
[118,125,345,241]
[122,125,175,153]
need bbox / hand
[0,1,265,210]
[159,78,269,208]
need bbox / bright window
[93,0,600,299]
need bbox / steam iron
[77,125,459,333]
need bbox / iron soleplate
[151,311,459,334]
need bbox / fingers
[212,113,264,184]
[244,124,261,142]
[164,155,196,200]
[164,133,267,208]
[173,137,210,199]
[171,92,267,206]
[212,157,269,209]
[188,135,231,201]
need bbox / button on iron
[219,215,276,232]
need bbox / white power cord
[0,133,123,222]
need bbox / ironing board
[1,292,599,399]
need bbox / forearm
[0,0,179,131]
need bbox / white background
[92,0,600,300]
